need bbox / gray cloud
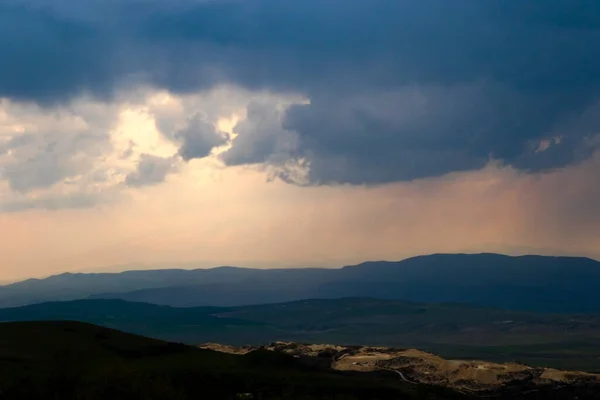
[172,114,228,161]
[221,100,299,166]
[3,0,600,183]
[125,154,177,187]
[0,131,108,192]
[0,98,128,212]
[279,85,600,184]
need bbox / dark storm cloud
[2,0,600,184]
[173,114,228,161]
[0,4,119,104]
[221,100,299,166]
[279,85,600,184]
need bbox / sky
[1,0,600,281]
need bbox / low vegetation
[0,321,466,400]
[1,321,599,399]
[3,298,600,372]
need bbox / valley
[2,297,600,372]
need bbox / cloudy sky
[1,0,600,281]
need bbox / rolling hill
[2,253,600,313]
[91,254,600,313]
[0,320,470,400]
[0,266,334,308]
[3,298,600,372]
[0,320,599,399]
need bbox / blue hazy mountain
[1,253,599,313]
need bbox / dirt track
[200,341,600,393]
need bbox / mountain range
[1,253,599,313]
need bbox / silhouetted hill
[2,253,600,312]
[326,254,600,313]
[3,298,600,372]
[0,320,473,400]
[95,254,600,313]
[0,266,336,307]
[1,320,600,399]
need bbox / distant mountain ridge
[1,253,600,313]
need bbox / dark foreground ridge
[0,320,598,399]
[0,321,464,400]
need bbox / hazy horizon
[2,1,600,281]
[3,249,599,284]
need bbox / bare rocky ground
[199,341,600,394]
